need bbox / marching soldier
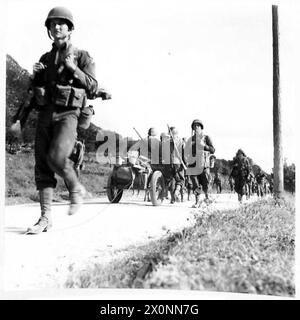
[255,167,267,198]
[169,126,185,203]
[213,171,222,194]
[247,170,256,197]
[133,127,161,201]
[26,7,99,234]
[230,149,251,202]
[184,119,215,207]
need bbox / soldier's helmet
[160,132,169,139]
[45,7,74,30]
[170,126,179,135]
[148,127,158,137]
[236,148,246,157]
[191,119,204,130]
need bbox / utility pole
[272,5,284,198]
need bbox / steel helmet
[236,149,246,157]
[169,126,179,135]
[160,132,169,138]
[148,127,158,137]
[45,7,74,30]
[191,119,204,130]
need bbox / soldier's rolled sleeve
[204,136,215,154]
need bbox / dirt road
[4,192,255,290]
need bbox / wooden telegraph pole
[272,5,284,198]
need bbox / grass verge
[65,196,295,297]
[5,151,110,205]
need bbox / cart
[106,151,166,206]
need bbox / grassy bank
[65,196,295,297]
[5,151,110,205]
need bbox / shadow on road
[5,226,27,234]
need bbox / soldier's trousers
[189,168,210,196]
[168,164,184,196]
[234,176,247,196]
[34,106,81,192]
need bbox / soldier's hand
[9,120,22,137]
[101,92,112,100]
[65,54,77,72]
[33,62,46,73]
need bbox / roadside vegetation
[5,148,295,297]
[65,194,295,297]
[5,151,110,205]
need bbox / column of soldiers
[136,119,216,208]
[229,149,273,202]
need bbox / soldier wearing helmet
[133,127,160,166]
[255,167,267,198]
[184,119,215,207]
[158,126,184,203]
[230,149,251,202]
[27,7,101,234]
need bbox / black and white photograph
[0,0,298,300]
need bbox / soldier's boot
[238,193,243,203]
[26,188,53,234]
[192,194,200,208]
[180,188,184,202]
[68,184,84,215]
[174,185,181,202]
[170,191,175,204]
[165,189,169,200]
[204,192,211,204]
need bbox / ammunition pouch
[78,105,95,129]
[33,86,47,106]
[53,85,86,108]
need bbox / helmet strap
[47,29,54,40]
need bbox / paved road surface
[4,193,255,290]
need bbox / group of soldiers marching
[228,149,273,202]
[129,119,216,208]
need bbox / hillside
[6,54,285,179]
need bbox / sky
[1,0,298,173]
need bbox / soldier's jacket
[184,133,215,175]
[33,41,98,104]
[231,156,250,180]
[170,136,184,165]
[213,174,221,184]
[133,136,161,165]
[255,172,267,184]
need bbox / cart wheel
[107,172,123,203]
[150,170,165,206]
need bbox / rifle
[167,124,187,170]
[133,127,143,140]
